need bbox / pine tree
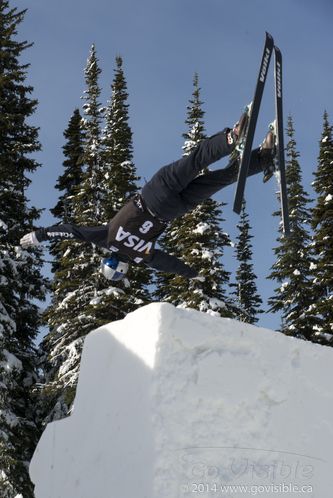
[268,115,315,339]
[100,55,152,305]
[155,74,233,316]
[38,109,86,422]
[48,108,85,285]
[52,109,85,225]
[78,44,106,223]
[310,111,333,345]
[231,201,263,323]
[40,53,151,423]
[0,2,47,496]
[102,56,138,215]
[39,47,107,422]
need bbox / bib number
[139,221,154,234]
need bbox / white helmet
[100,256,129,281]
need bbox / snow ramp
[30,303,333,497]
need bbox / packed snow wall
[30,303,333,498]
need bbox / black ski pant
[141,129,263,222]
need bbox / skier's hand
[20,232,40,248]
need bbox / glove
[20,232,40,248]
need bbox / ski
[233,32,274,214]
[273,46,290,235]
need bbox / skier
[20,116,275,283]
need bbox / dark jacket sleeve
[145,249,198,278]
[35,223,109,249]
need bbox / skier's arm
[20,223,109,249]
[145,249,198,279]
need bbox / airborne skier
[20,119,275,283]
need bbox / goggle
[104,256,120,270]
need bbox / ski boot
[259,130,276,182]
[233,111,249,143]
[228,108,250,162]
[228,110,249,146]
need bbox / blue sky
[19,0,333,330]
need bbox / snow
[280,281,289,292]
[0,410,19,428]
[0,219,8,231]
[0,350,22,372]
[30,303,333,497]
[89,286,124,305]
[201,249,213,259]
[193,222,210,235]
[58,338,84,379]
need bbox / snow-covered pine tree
[154,74,233,316]
[102,56,137,213]
[310,111,333,345]
[38,48,112,422]
[44,108,85,300]
[79,44,106,223]
[268,115,316,339]
[100,55,152,306]
[231,201,263,323]
[0,2,47,496]
[38,109,86,422]
[39,52,151,423]
[49,108,85,290]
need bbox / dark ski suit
[35,129,263,278]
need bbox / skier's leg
[141,129,234,221]
[144,129,233,194]
[180,148,262,208]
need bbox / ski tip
[233,203,242,215]
[265,31,274,42]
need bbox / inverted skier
[20,115,275,283]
